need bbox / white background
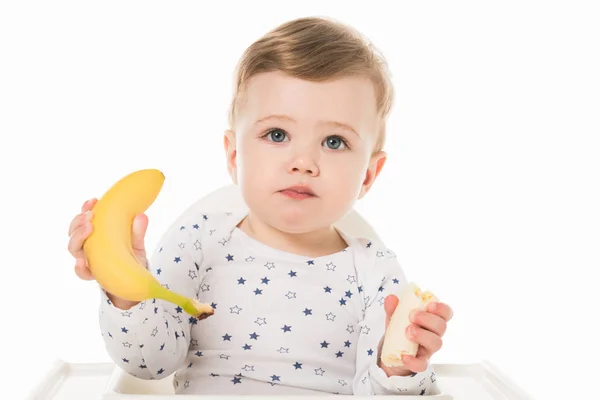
[1,1,599,399]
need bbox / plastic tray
[25,359,535,400]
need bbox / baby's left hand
[380,295,453,376]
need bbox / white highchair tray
[26,359,534,400]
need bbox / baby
[67,16,453,396]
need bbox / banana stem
[153,285,214,318]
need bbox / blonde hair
[227,16,395,153]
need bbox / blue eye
[266,129,287,142]
[324,136,347,150]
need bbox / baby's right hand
[68,198,98,281]
[67,198,150,309]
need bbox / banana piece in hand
[380,282,438,367]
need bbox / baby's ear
[224,129,238,184]
[358,150,387,199]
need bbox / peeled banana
[380,282,438,367]
[82,168,214,319]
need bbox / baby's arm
[352,245,440,395]
[97,218,204,380]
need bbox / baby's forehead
[239,72,379,131]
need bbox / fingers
[384,295,399,329]
[131,213,148,252]
[74,257,94,280]
[81,198,97,213]
[427,301,454,322]
[410,309,447,337]
[400,353,429,373]
[68,198,96,237]
[68,209,94,280]
[68,209,94,237]
[68,198,97,281]
[68,221,93,256]
[406,324,443,355]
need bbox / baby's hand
[67,198,98,280]
[67,198,149,280]
[380,295,453,376]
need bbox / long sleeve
[97,219,205,380]
[352,243,440,395]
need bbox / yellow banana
[83,168,214,319]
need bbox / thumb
[384,295,399,329]
[131,213,148,252]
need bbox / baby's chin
[264,207,345,235]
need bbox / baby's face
[225,71,386,234]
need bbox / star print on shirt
[99,212,435,395]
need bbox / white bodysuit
[98,210,440,395]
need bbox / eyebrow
[255,114,360,138]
